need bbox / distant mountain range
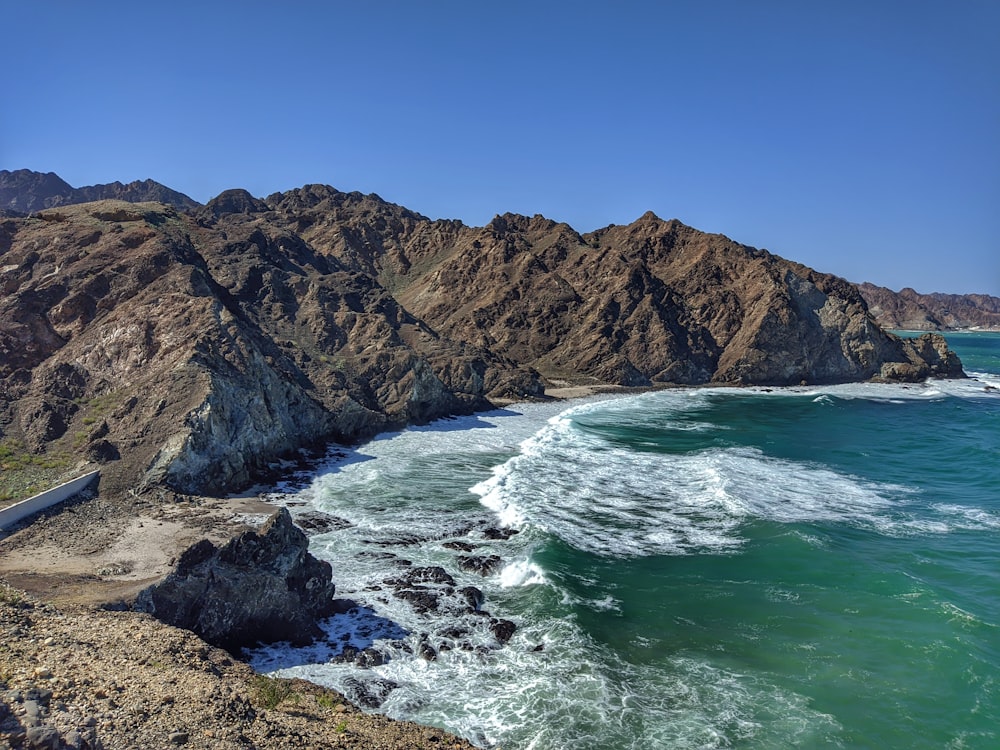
[857,282,1000,331]
[0,169,199,214]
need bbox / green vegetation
[74,392,118,418]
[0,438,73,505]
[315,691,340,711]
[0,585,24,606]
[250,675,297,709]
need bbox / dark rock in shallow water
[343,677,399,709]
[458,585,485,611]
[395,588,440,613]
[134,508,336,653]
[458,555,504,576]
[388,566,457,587]
[418,639,437,661]
[292,510,352,535]
[483,527,519,540]
[443,541,475,552]
[490,618,517,645]
[355,647,385,668]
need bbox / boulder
[134,508,336,653]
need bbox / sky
[3,1,998,296]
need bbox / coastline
[0,385,623,749]
[1,365,985,748]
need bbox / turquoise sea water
[253,332,1000,749]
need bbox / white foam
[470,407,913,557]
[246,376,995,748]
[931,504,1000,531]
[499,558,548,588]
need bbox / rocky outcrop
[877,332,965,380]
[857,282,1000,331]
[0,176,966,503]
[134,508,336,653]
[0,169,199,213]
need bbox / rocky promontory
[0,580,478,749]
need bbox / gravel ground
[0,581,479,750]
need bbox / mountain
[857,282,1000,331]
[0,179,963,503]
[0,169,199,213]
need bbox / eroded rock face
[134,508,335,653]
[0,169,199,213]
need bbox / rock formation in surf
[134,508,336,652]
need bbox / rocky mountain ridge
[0,175,964,505]
[0,169,199,214]
[857,282,1000,331]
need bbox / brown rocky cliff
[384,210,961,386]
[0,184,965,505]
[0,169,200,213]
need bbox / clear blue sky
[3,1,998,295]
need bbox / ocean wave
[470,399,924,556]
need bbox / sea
[251,331,1000,749]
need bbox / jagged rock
[133,508,335,653]
[201,188,268,218]
[342,677,399,709]
[490,618,517,645]
[457,586,484,611]
[388,566,456,587]
[458,555,504,576]
[85,438,120,463]
[394,589,440,614]
[483,527,519,540]
[291,510,352,535]
[0,169,199,212]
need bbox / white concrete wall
[0,470,100,529]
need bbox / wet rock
[490,618,517,645]
[483,527,519,540]
[389,566,456,588]
[418,640,437,661]
[354,648,385,669]
[458,555,503,576]
[395,589,439,613]
[342,677,399,709]
[291,510,352,535]
[457,586,484,611]
[443,541,475,552]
